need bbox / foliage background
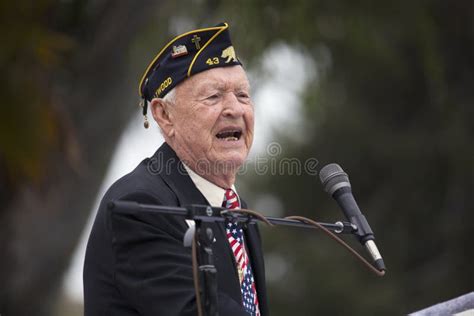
[1,1,473,315]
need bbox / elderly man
[84,23,268,316]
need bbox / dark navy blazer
[84,142,268,316]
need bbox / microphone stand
[108,200,357,316]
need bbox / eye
[207,93,220,100]
[236,91,251,101]
[200,92,220,104]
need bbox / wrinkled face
[169,66,254,176]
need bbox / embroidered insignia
[221,46,238,63]
[191,34,201,50]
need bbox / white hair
[151,87,176,136]
[162,86,176,105]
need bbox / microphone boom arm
[108,200,357,234]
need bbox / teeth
[216,129,242,140]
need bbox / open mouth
[215,128,242,141]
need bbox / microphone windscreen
[319,163,351,195]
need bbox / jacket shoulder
[102,157,177,206]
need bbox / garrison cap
[138,22,242,128]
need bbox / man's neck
[187,163,236,189]
[167,142,237,189]
[183,164,239,207]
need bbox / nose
[222,92,245,118]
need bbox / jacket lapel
[153,142,244,304]
[153,142,207,207]
[241,199,268,314]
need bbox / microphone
[319,163,386,271]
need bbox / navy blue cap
[139,22,241,103]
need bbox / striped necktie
[222,188,260,316]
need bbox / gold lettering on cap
[206,57,220,66]
[155,77,173,97]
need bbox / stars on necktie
[223,188,260,316]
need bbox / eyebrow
[195,80,250,95]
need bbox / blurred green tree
[213,1,474,315]
[0,1,166,315]
[2,0,473,315]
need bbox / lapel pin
[171,45,188,58]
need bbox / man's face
[168,66,254,177]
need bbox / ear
[150,98,175,137]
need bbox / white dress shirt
[183,164,239,227]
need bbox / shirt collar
[183,164,238,207]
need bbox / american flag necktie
[222,188,260,316]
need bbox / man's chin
[212,152,248,174]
